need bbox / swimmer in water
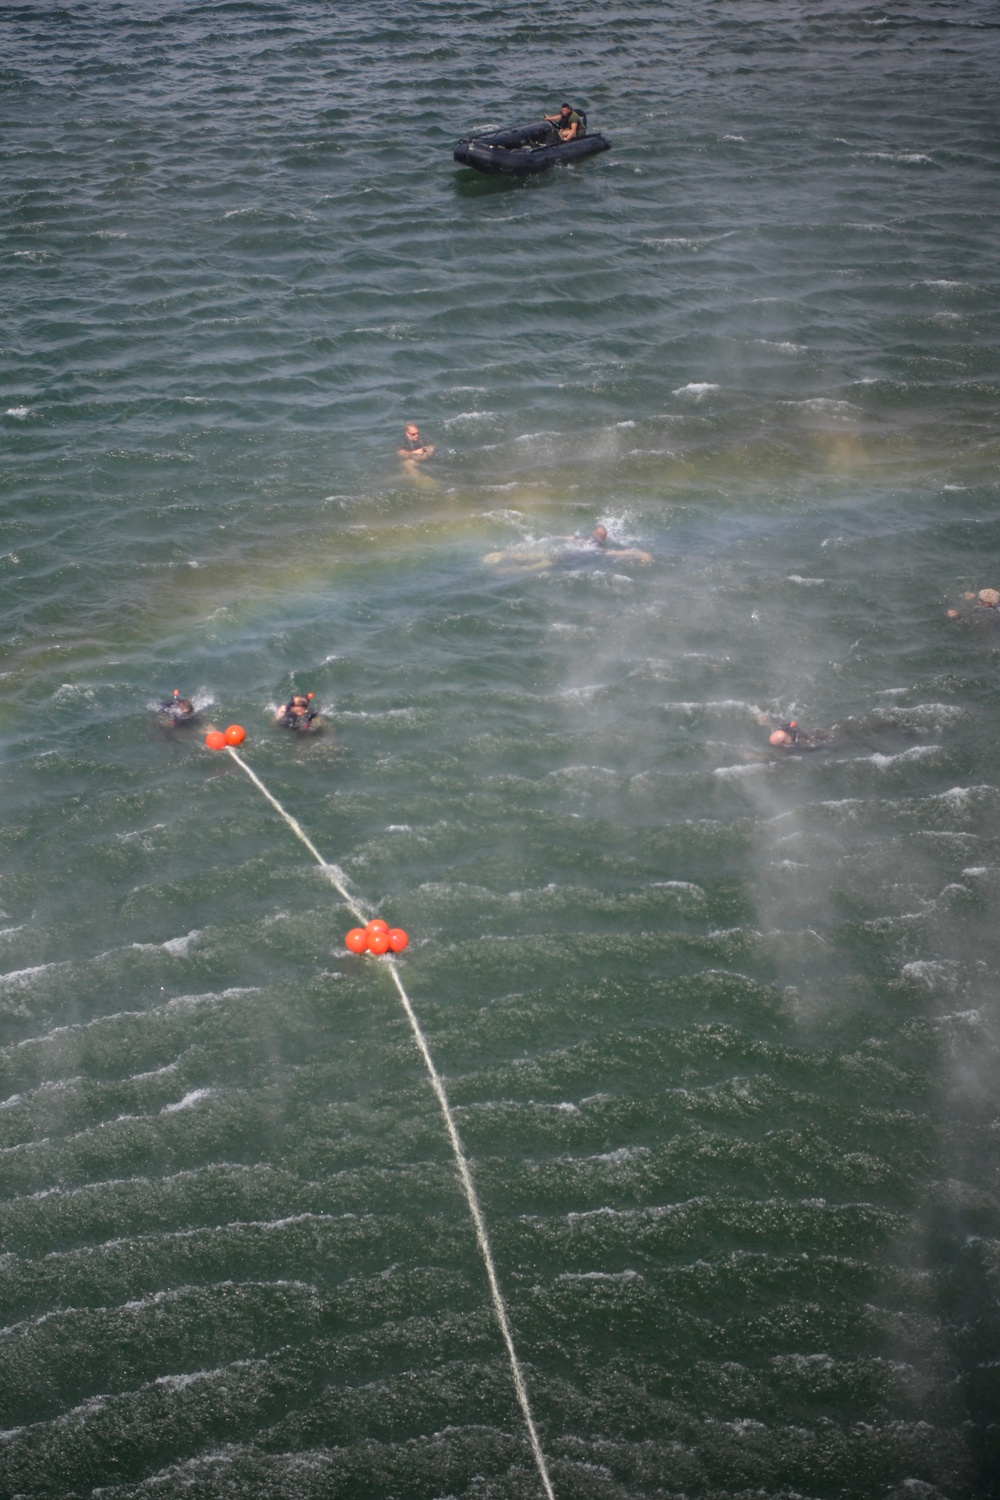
[559,525,653,564]
[275,692,319,731]
[398,423,435,462]
[764,711,922,756]
[947,587,1000,622]
[767,720,842,753]
[159,690,197,726]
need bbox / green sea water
[2,3,999,1496]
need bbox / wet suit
[775,725,843,754]
[772,714,918,755]
[160,697,196,725]
[278,700,317,731]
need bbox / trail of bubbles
[223,745,556,1500]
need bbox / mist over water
[2,2,999,1497]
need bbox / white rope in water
[225,745,557,1500]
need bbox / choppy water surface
[2,2,999,1496]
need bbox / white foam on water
[443,410,499,427]
[0,962,64,990]
[119,1278,318,1315]
[660,699,760,712]
[0,1075,83,1113]
[860,151,933,164]
[554,683,608,701]
[131,929,202,957]
[161,1089,213,1114]
[165,987,257,1014]
[35,1212,362,1266]
[0,1392,109,1443]
[131,1062,179,1083]
[547,763,619,779]
[867,745,940,768]
[900,961,962,990]
[672,382,719,399]
[337,707,417,722]
[779,397,861,415]
[557,1269,643,1281]
[933,1010,982,1028]
[156,1366,228,1391]
[6,989,257,1063]
[936,785,991,812]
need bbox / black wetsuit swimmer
[775,726,843,753]
[277,693,318,731]
[769,714,919,755]
[160,692,197,726]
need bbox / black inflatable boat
[454,118,610,176]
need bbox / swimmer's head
[978,588,1000,607]
[769,729,793,746]
[592,526,608,545]
[947,608,960,619]
[162,690,194,717]
[404,424,420,442]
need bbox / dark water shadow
[451,167,551,197]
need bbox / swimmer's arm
[606,548,652,563]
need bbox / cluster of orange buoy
[345,919,409,956]
[205,725,246,749]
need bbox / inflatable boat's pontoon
[454,119,610,176]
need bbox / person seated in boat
[159,690,197,726]
[398,423,435,462]
[545,103,586,141]
[276,692,319,731]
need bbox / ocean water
[2,2,999,1496]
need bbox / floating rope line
[224,745,556,1500]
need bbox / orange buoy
[205,730,226,750]
[366,919,389,936]
[345,928,368,954]
[367,929,390,954]
[387,928,409,953]
[224,724,246,745]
